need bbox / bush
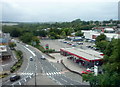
[44,49,55,53]
[10,50,23,73]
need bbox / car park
[10,75,21,82]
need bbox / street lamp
[34,52,37,86]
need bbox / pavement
[49,53,86,74]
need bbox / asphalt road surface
[2,41,89,86]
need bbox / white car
[41,55,46,60]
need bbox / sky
[1,0,120,22]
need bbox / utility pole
[35,72,37,86]
[34,52,37,86]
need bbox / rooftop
[0,45,7,52]
[60,48,103,62]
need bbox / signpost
[45,44,49,50]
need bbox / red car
[81,69,92,74]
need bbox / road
[2,41,88,86]
[29,44,83,85]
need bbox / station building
[60,48,104,68]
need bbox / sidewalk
[49,53,86,74]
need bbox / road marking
[61,78,67,83]
[24,78,26,82]
[71,83,74,85]
[44,71,62,76]
[29,76,32,78]
[19,82,21,85]
[24,46,36,57]
[20,72,33,75]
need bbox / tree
[20,33,34,43]
[83,39,120,87]
[75,30,83,36]
[60,31,66,38]
[96,40,109,53]
[9,42,16,50]
[10,28,21,37]
[31,36,40,45]
[96,34,106,43]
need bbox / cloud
[1,0,119,22]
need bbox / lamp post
[94,56,98,76]
[34,52,37,86]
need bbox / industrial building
[82,27,119,41]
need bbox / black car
[10,75,21,82]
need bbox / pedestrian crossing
[43,71,62,76]
[18,72,34,76]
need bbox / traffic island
[10,50,23,73]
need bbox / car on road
[41,55,46,60]
[30,56,33,61]
[10,75,21,82]
[26,45,29,47]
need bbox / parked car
[10,75,21,82]
[81,69,93,74]
[86,45,91,48]
[41,55,46,60]
[77,42,83,45]
[92,47,99,51]
[63,41,67,43]
[72,44,76,47]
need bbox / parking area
[40,39,96,51]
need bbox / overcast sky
[1,0,119,22]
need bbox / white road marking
[61,78,67,83]
[53,72,57,75]
[71,83,74,85]
[46,73,49,75]
[29,76,32,78]
[24,78,26,82]
[24,46,36,57]
[55,72,59,74]
[58,72,61,74]
[19,82,21,85]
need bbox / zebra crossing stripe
[45,71,62,76]
[58,72,61,74]
[55,72,59,74]
[20,72,34,75]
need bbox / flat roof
[0,45,7,52]
[60,48,103,62]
